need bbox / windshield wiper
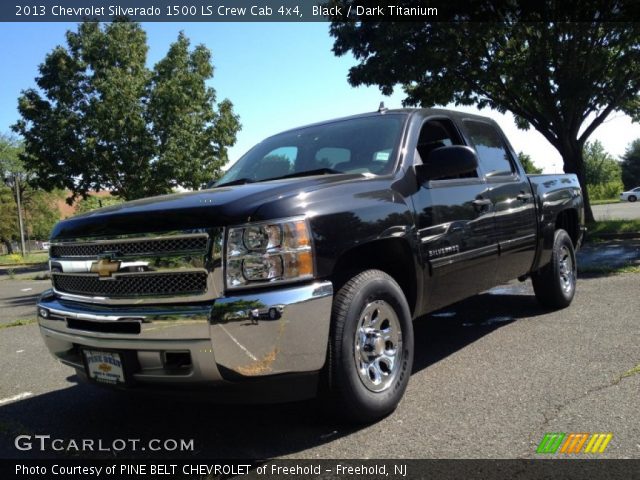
[268,168,342,181]
[212,177,256,188]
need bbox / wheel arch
[329,238,420,317]
[555,208,580,248]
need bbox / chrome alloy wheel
[354,300,403,392]
[558,244,575,293]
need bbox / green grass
[578,264,640,275]
[587,219,640,236]
[591,198,621,205]
[0,318,36,329]
[0,252,48,265]
[621,364,640,379]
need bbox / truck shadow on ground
[2,292,42,308]
[412,287,548,374]
[0,288,549,460]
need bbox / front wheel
[326,270,414,423]
[628,195,637,202]
[532,229,577,309]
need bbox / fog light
[38,307,49,319]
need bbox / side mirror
[416,145,478,181]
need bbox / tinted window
[416,119,477,179]
[315,147,350,168]
[215,115,405,185]
[464,120,514,177]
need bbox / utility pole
[13,173,26,257]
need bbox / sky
[2,21,640,174]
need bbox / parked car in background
[620,187,640,202]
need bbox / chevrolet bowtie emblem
[90,258,121,278]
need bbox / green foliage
[582,140,624,200]
[588,181,624,201]
[621,139,640,189]
[583,140,621,185]
[0,318,37,329]
[75,195,123,214]
[517,152,543,174]
[0,136,22,252]
[0,186,17,251]
[24,190,61,239]
[5,253,23,263]
[13,21,241,202]
[329,4,640,223]
[0,133,25,176]
[0,135,61,242]
[588,219,640,234]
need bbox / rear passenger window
[463,120,514,177]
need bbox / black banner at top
[2,0,640,22]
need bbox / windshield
[214,115,406,186]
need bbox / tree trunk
[1,238,14,255]
[559,139,596,224]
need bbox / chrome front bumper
[37,281,333,389]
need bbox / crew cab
[37,108,585,423]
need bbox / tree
[13,21,241,202]
[329,2,640,222]
[517,152,543,174]
[0,134,29,254]
[583,140,623,200]
[583,140,620,185]
[24,190,62,239]
[75,194,123,214]
[621,139,640,189]
[0,186,17,254]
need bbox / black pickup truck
[37,108,585,423]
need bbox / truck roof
[272,107,496,138]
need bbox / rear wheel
[532,229,577,309]
[326,270,413,423]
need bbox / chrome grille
[52,272,208,298]
[49,230,223,304]
[50,235,208,258]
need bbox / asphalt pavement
[593,201,640,220]
[0,277,49,326]
[0,273,638,459]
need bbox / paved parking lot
[593,201,640,220]
[0,273,638,459]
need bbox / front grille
[53,272,208,298]
[50,235,208,258]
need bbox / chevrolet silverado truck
[37,108,585,423]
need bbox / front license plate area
[83,350,126,385]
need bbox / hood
[50,174,365,240]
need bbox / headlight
[226,217,314,289]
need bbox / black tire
[629,195,637,202]
[532,229,577,309]
[327,269,414,423]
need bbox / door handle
[517,192,532,202]
[472,198,492,207]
